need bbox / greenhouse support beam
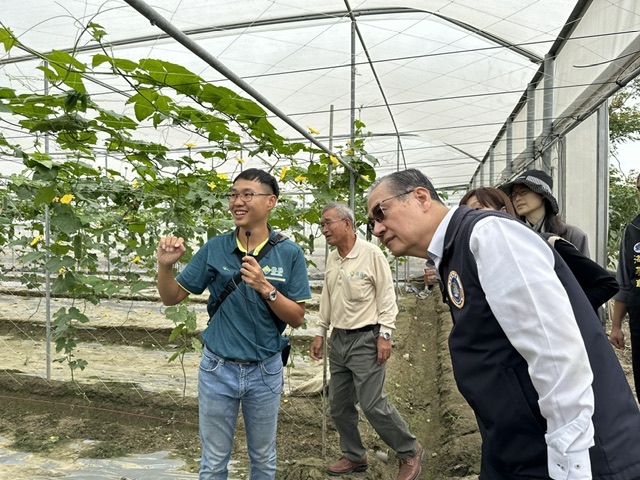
[541,55,555,174]
[527,84,536,165]
[123,0,359,178]
[595,103,609,269]
[349,15,356,212]
[489,145,498,187]
[43,62,52,381]
[506,118,513,179]
[344,0,407,170]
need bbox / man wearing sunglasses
[610,173,640,403]
[309,201,424,480]
[367,168,640,480]
[156,168,311,480]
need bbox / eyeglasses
[320,218,346,229]
[224,192,273,202]
[510,187,531,200]
[367,189,415,232]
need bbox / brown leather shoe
[327,455,368,476]
[397,443,425,480]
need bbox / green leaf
[127,90,158,121]
[0,28,17,52]
[126,222,146,234]
[33,185,57,206]
[0,87,16,99]
[92,53,138,72]
[44,50,87,73]
[138,59,202,97]
[61,70,86,94]
[88,22,107,42]
[53,208,83,235]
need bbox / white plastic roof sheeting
[1,0,639,193]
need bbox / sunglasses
[367,189,415,233]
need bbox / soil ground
[0,289,634,480]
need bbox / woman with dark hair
[459,187,516,216]
[499,169,590,256]
[461,184,617,311]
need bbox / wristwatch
[378,331,391,341]
[266,288,278,302]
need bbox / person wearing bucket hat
[499,169,590,257]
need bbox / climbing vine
[0,21,377,375]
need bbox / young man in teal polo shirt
[157,168,311,480]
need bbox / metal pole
[506,118,513,177]
[321,105,335,461]
[542,55,555,174]
[489,147,495,186]
[596,103,609,267]
[105,153,111,282]
[527,83,536,165]
[43,61,51,380]
[349,17,356,212]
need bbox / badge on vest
[634,242,640,254]
[447,270,465,309]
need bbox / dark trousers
[630,327,640,403]
[328,328,418,461]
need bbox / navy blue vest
[440,207,640,479]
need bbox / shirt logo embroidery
[634,242,640,254]
[263,265,284,277]
[447,270,465,309]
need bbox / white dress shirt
[429,207,595,480]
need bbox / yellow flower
[217,173,228,180]
[207,182,217,190]
[236,157,245,164]
[52,196,59,202]
[131,255,141,264]
[30,235,43,246]
[362,175,370,182]
[294,175,307,183]
[132,180,140,188]
[345,149,354,155]
[307,125,320,135]
[280,166,289,180]
[330,155,339,165]
[184,142,197,148]
[60,194,74,204]
[58,267,67,274]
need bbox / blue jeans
[198,348,283,480]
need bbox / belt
[227,358,257,365]
[343,324,378,334]
[205,345,259,365]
